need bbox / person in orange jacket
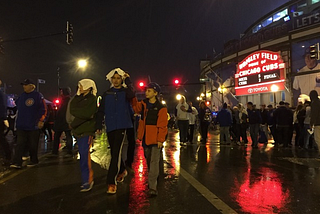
[132,82,168,197]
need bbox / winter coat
[96,78,135,132]
[70,93,97,137]
[132,98,168,146]
[217,108,232,127]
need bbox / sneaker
[80,181,94,192]
[22,156,30,161]
[148,189,158,197]
[27,162,38,167]
[10,164,22,169]
[107,184,117,194]
[116,169,128,183]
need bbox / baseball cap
[21,78,35,85]
[146,82,161,93]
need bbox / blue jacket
[16,90,47,130]
[247,108,262,124]
[217,108,232,127]
[96,79,135,133]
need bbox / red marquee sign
[235,50,285,96]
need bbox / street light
[77,59,88,69]
[271,84,279,107]
[176,94,182,100]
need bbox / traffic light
[138,81,145,89]
[66,21,73,45]
[54,98,60,105]
[206,100,211,106]
[310,43,319,60]
[173,79,180,86]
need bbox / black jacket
[273,106,293,127]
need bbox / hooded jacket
[132,98,168,145]
[310,90,320,126]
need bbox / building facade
[200,0,320,108]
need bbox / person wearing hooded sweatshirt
[175,95,191,146]
[96,68,135,194]
[310,90,320,151]
[52,87,73,157]
[70,79,97,192]
[131,82,168,197]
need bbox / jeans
[188,124,195,143]
[77,135,94,185]
[13,129,40,166]
[220,126,231,144]
[249,124,260,147]
[303,124,312,149]
[177,120,189,142]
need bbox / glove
[3,120,9,128]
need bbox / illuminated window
[297,0,307,8]
[252,25,262,33]
[262,17,272,27]
[273,9,288,22]
[312,0,320,4]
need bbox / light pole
[218,85,226,105]
[271,84,279,107]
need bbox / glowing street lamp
[176,94,182,100]
[78,59,88,69]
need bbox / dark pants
[13,129,40,166]
[276,126,290,147]
[188,124,195,143]
[107,129,126,185]
[126,127,136,168]
[200,121,209,143]
[249,124,260,147]
[52,130,73,154]
[77,135,94,185]
[0,122,11,160]
[268,125,276,142]
[178,120,189,142]
[240,123,248,143]
[294,123,301,147]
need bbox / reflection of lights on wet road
[231,167,290,213]
[206,144,211,163]
[129,145,149,214]
[163,132,181,175]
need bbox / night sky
[0,0,289,103]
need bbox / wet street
[1,130,320,214]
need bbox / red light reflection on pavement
[128,145,149,214]
[232,167,290,213]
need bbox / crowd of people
[173,90,320,153]
[0,69,168,197]
[2,71,320,197]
